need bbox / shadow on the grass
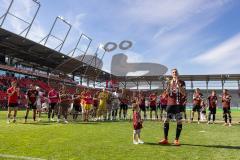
[21,122,53,125]
[144,142,240,149]
[72,121,100,125]
[181,143,240,150]
[144,142,171,146]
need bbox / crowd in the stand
[0,64,76,84]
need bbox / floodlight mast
[41,16,72,52]
[83,44,105,79]
[0,0,41,38]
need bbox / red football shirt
[193,93,203,106]
[160,95,168,106]
[133,111,142,130]
[27,89,38,104]
[167,80,185,106]
[222,94,231,109]
[48,89,59,104]
[84,93,93,104]
[149,94,157,106]
[7,87,18,104]
[208,95,217,108]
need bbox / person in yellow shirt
[83,89,93,122]
[97,88,108,121]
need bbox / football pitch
[0,110,239,160]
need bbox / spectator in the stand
[6,81,20,123]
[48,88,59,122]
[25,84,39,123]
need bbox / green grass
[0,111,240,160]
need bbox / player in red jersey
[6,81,20,123]
[48,88,60,121]
[24,84,39,123]
[158,68,186,146]
[92,92,99,119]
[191,88,203,124]
[149,92,158,120]
[119,89,128,120]
[221,89,232,126]
[72,88,82,121]
[57,84,72,123]
[207,90,218,124]
[159,91,168,121]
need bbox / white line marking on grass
[199,131,206,133]
[0,154,45,160]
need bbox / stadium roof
[0,28,116,82]
[0,28,239,85]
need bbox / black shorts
[179,105,186,112]
[139,104,146,112]
[201,110,206,114]
[209,108,216,114]
[120,103,128,110]
[28,103,37,110]
[161,104,167,111]
[150,105,157,111]
[223,108,231,114]
[8,103,18,108]
[192,105,201,112]
[50,103,57,110]
[166,105,182,120]
[73,104,81,112]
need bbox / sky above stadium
[1,0,240,75]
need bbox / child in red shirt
[132,100,144,145]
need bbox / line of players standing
[191,88,232,126]
[133,88,233,127]
[6,81,138,123]
[6,80,233,125]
